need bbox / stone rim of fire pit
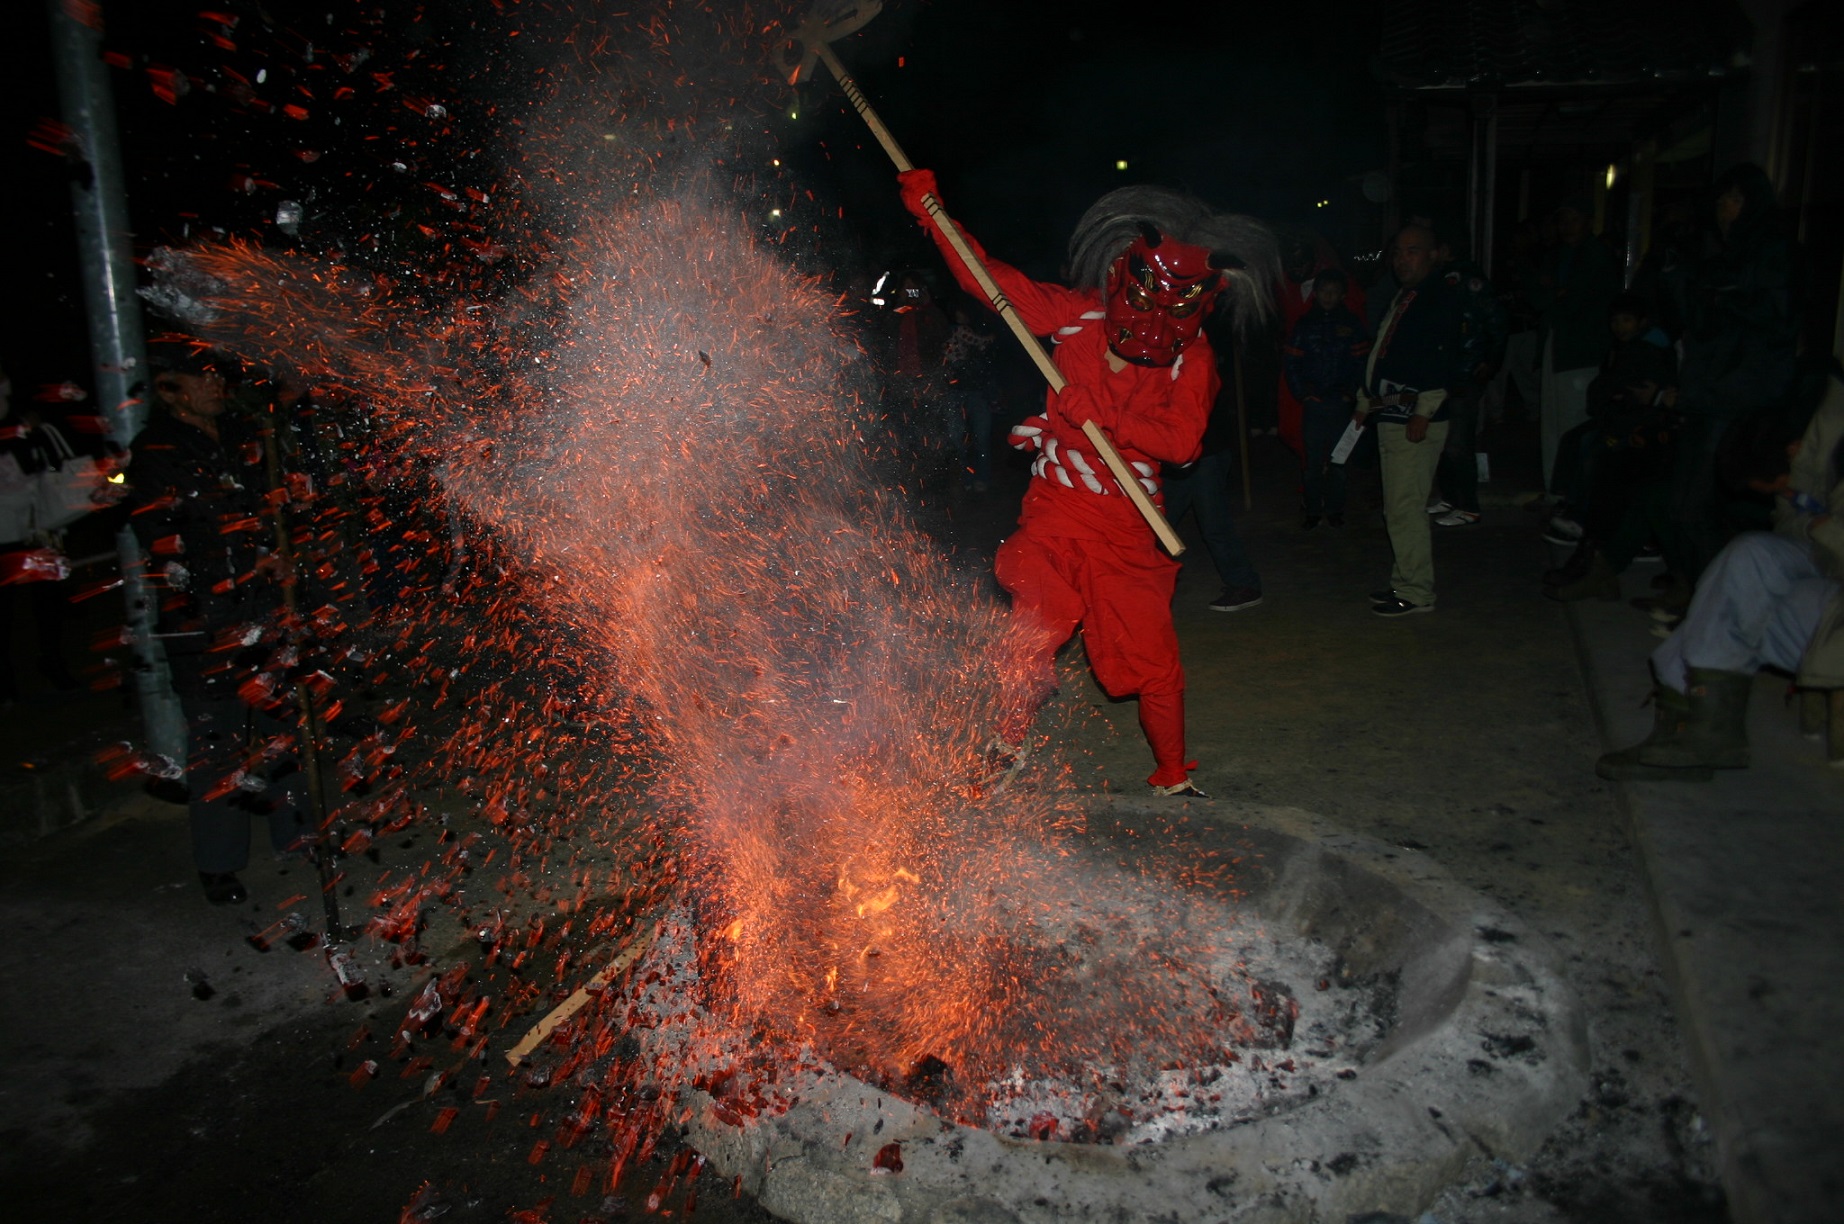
[680,799,1589,1224]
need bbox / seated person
[1544,294,1679,600]
[1597,374,1844,779]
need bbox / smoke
[142,0,1261,1126]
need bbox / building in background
[1377,0,1844,359]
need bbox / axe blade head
[780,0,883,83]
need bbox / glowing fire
[132,3,1282,1191]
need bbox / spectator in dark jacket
[1652,163,1800,581]
[1428,242,1507,525]
[1283,268,1370,527]
[1543,295,1682,601]
[128,345,306,906]
[1358,226,1465,616]
[1530,198,1621,491]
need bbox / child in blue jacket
[1283,269,1371,526]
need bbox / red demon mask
[1102,233,1222,366]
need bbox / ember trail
[170,191,1283,1129]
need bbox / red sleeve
[1102,350,1219,466]
[913,211,1090,337]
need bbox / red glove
[897,168,939,224]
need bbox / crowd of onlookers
[856,157,1838,775]
[1267,159,1838,775]
[3,156,1836,912]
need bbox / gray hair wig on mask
[1067,186,1280,340]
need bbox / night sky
[3,0,1386,397]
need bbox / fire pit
[637,798,1586,1223]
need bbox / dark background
[2,0,1389,400]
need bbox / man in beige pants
[1355,226,1463,616]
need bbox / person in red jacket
[898,170,1275,796]
[1276,232,1366,454]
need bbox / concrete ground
[0,425,1834,1222]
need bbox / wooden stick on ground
[504,915,663,1067]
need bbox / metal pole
[1481,105,1499,279]
[46,0,187,769]
[1466,112,1481,263]
[46,0,145,441]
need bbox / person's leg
[1560,366,1595,426]
[1299,410,1328,518]
[1667,415,1734,583]
[1651,533,1832,691]
[1602,477,1672,572]
[1190,450,1260,591]
[29,578,77,689]
[1081,550,1189,787]
[1324,437,1350,518]
[1161,465,1196,533]
[246,703,310,857]
[187,696,255,876]
[1539,336,1562,489]
[1509,334,1542,410]
[1435,385,1481,513]
[1301,403,1347,518]
[993,531,1084,746]
[1582,442,1644,543]
[1550,420,1600,518]
[1378,420,1448,607]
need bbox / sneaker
[1633,543,1663,564]
[1541,516,1585,545]
[1209,586,1264,612]
[199,872,248,906]
[1435,509,1480,527]
[1425,500,1453,516]
[1369,587,1397,603]
[1302,515,1322,530]
[1151,778,1210,798]
[1371,596,1433,617]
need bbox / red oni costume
[899,170,1222,790]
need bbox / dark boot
[1597,683,1714,781]
[1638,668,1752,770]
[1545,550,1620,602]
[1543,542,1595,588]
[1630,572,1692,617]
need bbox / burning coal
[159,187,1287,1122]
[131,0,1296,1177]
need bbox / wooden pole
[259,404,344,939]
[506,916,662,1066]
[807,41,1185,557]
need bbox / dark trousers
[185,693,308,874]
[1664,414,1735,581]
[1550,420,1604,517]
[1433,383,1483,513]
[0,572,74,697]
[1584,440,1669,547]
[1299,400,1351,517]
[1162,449,1260,591]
